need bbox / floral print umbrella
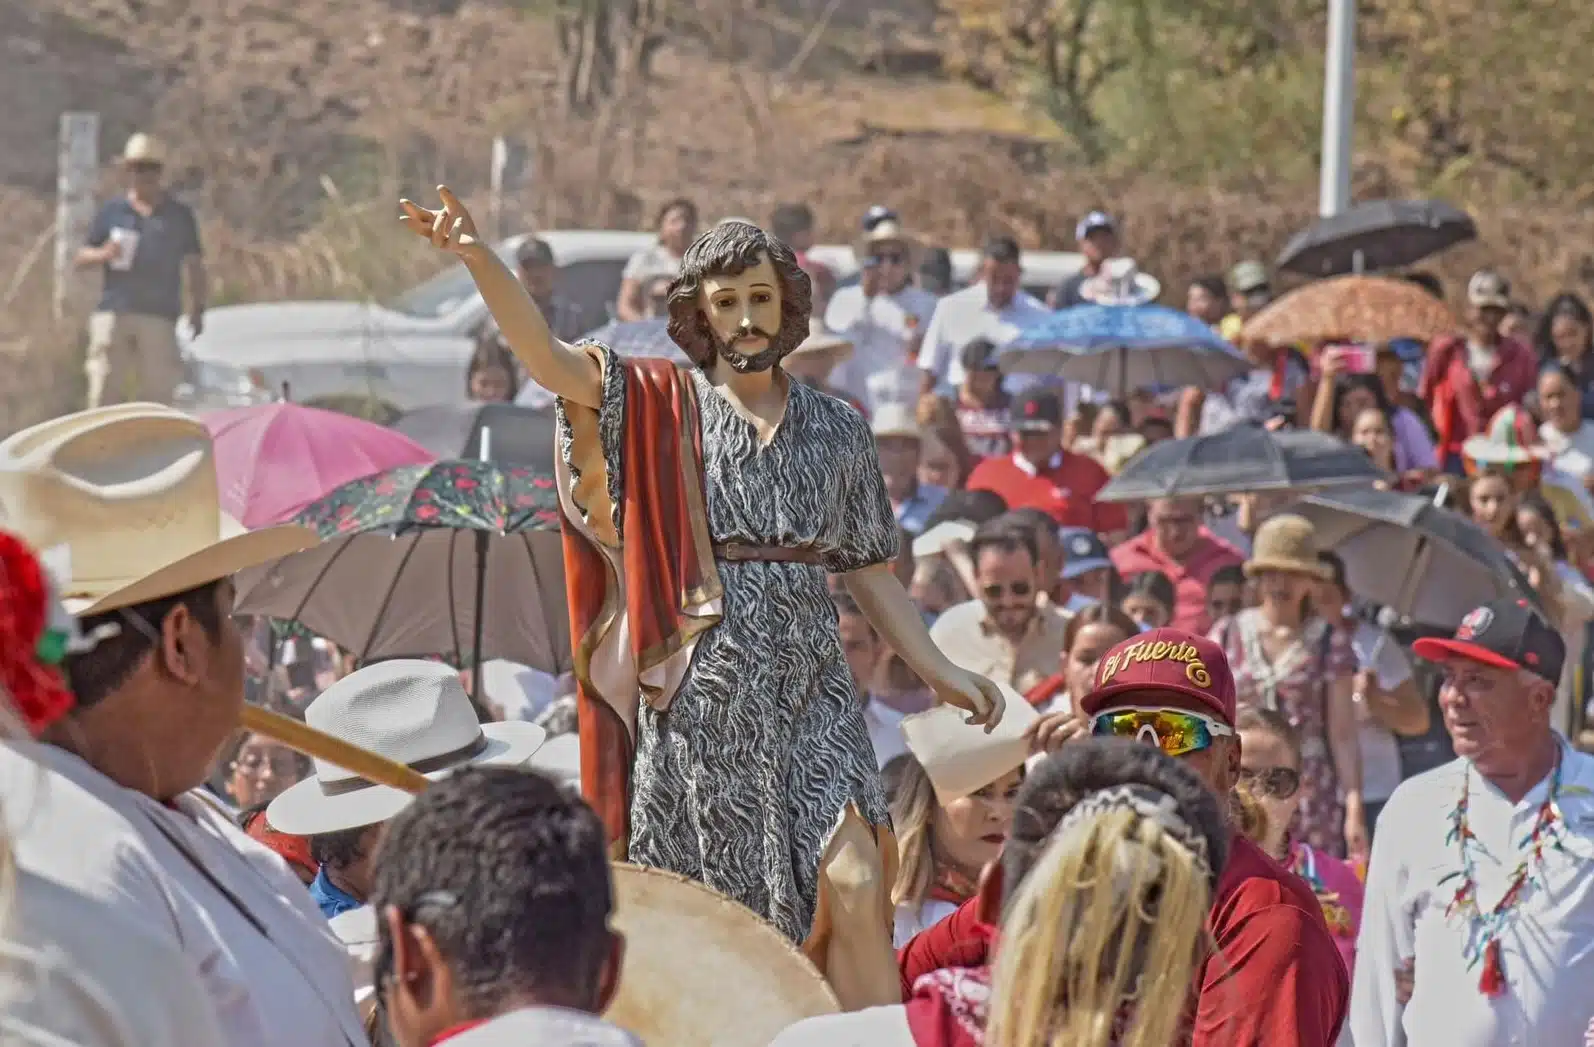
[236,460,570,682]
[296,459,560,539]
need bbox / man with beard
[400,189,1004,1011]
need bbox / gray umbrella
[1286,484,1539,628]
[1096,427,1387,503]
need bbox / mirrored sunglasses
[1089,707,1234,758]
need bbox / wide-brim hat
[789,319,853,362]
[267,660,546,836]
[0,404,317,615]
[119,132,168,166]
[604,863,840,1046]
[855,218,921,262]
[1078,257,1161,307]
[899,683,1035,804]
[1242,513,1332,581]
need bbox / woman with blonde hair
[889,753,1022,947]
[770,738,1229,1047]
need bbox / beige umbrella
[1241,274,1459,346]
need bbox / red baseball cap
[1077,628,1238,726]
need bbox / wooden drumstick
[240,704,429,794]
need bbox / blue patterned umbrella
[999,304,1251,395]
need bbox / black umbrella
[1285,484,1540,628]
[392,402,556,473]
[1097,427,1387,503]
[1276,199,1477,278]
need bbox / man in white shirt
[917,236,1051,394]
[1352,597,1594,1047]
[0,405,365,1047]
[824,218,938,403]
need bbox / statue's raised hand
[399,186,485,258]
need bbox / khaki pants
[85,311,184,408]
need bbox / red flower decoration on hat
[0,531,76,736]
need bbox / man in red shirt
[1112,498,1245,633]
[899,628,1348,1046]
[1419,269,1536,472]
[965,389,1127,537]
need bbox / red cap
[1077,628,1237,726]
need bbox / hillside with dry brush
[6,0,1594,429]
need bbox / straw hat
[855,217,920,263]
[0,405,317,615]
[1078,257,1161,307]
[870,402,921,442]
[1243,514,1333,581]
[788,319,853,362]
[119,132,168,166]
[266,660,546,836]
[900,684,1036,804]
[605,863,840,1046]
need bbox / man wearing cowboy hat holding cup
[0,404,366,1046]
[824,214,938,404]
[74,132,207,409]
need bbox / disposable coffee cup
[108,227,139,271]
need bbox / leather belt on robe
[712,542,826,565]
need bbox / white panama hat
[267,660,545,836]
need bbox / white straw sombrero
[267,660,545,836]
[0,404,317,614]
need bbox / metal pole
[1318,0,1356,217]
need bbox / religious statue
[401,188,1005,1008]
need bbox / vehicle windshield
[386,243,513,318]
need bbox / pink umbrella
[203,403,437,527]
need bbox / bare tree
[556,0,668,117]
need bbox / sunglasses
[982,581,1033,600]
[1089,707,1235,758]
[1239,766,1302,800]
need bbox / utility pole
[1318,0,1356,217]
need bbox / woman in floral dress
[1210,515,1366,857]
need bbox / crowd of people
[5,130,1594,1046]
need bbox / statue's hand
[399,185,486,259]
[933,667,1005,734]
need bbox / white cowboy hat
[0,404,317,615]
[526,730,581,787]
[119,132,168,166]
[900,684,1037,803]
[266,660,546,836]
[605,864,840,1046]
[789,319,853,362]
[1078,257,1162,307]
[855,218,921,263]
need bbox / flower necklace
[1439,749,1568,997]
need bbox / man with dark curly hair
[400,188,1006,1009]
[371,767,637,1046]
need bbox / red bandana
[0,532,76,736]
[928,866,980,905]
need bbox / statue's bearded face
[698,252,787,374]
